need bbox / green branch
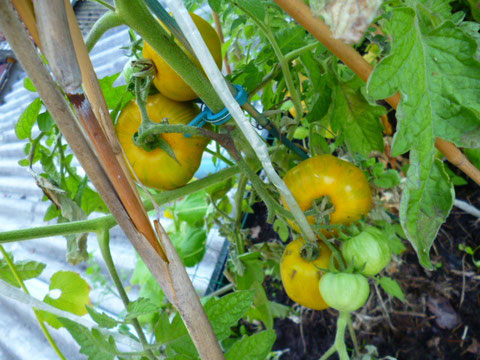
[85,11,124,52]
[0,166,240,243]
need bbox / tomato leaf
[130,255,165,304]
[225,330,276,360]
[40,271,91,329]
[368,9,480,154]
[86,306,118,329]
[367,7,473,268]
[98,73,133,111]
[175,191,208,227]
[60,318,116,360]
[330,76,385,157]
[15,98,42,140]
[203,290,255,341]
[0,256,45,287]
[170,225,207,267]
[400,158,454,269]
[377,276,405,302]
[125,297,160,320]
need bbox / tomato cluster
[116,12,222,191]
[280,155,392,312]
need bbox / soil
[242,179,480,360]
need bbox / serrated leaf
[15,98,42,140]
[204,291,255,341]
[86,306,118,329]
[0,257,45,287]
[41,271,91,329]
[377,276,405,302]
[130,256,165,304]
[125,297,160,320]
[400,157,454,269]
[373,169,401,189]
[368,8,480,154]
[330,76,384,156]
[225,330,276,360]
[60,318,116,360]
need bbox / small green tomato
[319,272,370,312]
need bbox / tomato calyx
[305,196,336,226]
[299,242,321,262]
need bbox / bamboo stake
[11,0,40,46]
[273,0,480,186]
[2,1,225,358]
[33,0,166,259]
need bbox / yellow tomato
[280,238,332,310]
[115,94,209,190]
[283,154,372,231]
[143,13,222,102]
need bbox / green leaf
[130,255,165,305]
[377,276,405,302]
[368,8,480,154]
[23,77,37,92]
[330,76,384,156]
[466,0,480,22]
[155,313,197,358]
[174,191,208,227]
[400,157,454,269]
[225,330,276,360]
[275,27,306,54]
[464,148,480,170]
[208,0,222,13]
[125,297,160,320]
[98,73,133,111]
[41,271,91,329]
[86,306,118,329]
[373,169,402,189]
[170,225,207,267]
[15,98,42,140]
[0,257,45,287]
[204,291,255,341]
[242,0,265,21]
[37,111,55,132]
[60,318,116,360]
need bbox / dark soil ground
[243,179,480,360]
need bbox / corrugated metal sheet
[0,2,228,359]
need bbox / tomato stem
[319,311,351,360]
[97,230,157,360]
[85,11,124,52]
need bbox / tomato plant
[3,0,480,359]
[280,238,332,310]
[143,12,222,102]
[115,93,210,190]
[319,272,370,312]
[341,226,392,277]
[283,154,372,230]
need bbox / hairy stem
[85,11,124,52]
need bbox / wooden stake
[274,0,480,186]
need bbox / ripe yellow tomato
[143,12,222,102]
[283,154,372,230]
[280,238,332,310]
[115,94,209,190]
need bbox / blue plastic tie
[185,85,248,137]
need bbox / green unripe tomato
[319,272,370,312]
[341,227,391,276]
